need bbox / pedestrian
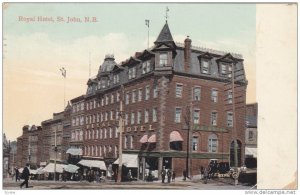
[172,171,176,182]
[183,170,187,181]
[114,169,118,182]
[203,167,208,184]
[20,163,30,189]
[100,171,105,182]
[15,167,20,182]
[200,166,204,180]
[127,169,132,181]
[167,169,172,183]
[62,168,66,182]
[95,170,100,183]
[161,166,166,183]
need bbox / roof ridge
[175,42,243,59]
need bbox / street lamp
[229,60,240,185]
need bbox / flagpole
[64,72,66,109]
[145,20,150,49]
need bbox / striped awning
[170,131,184,142]
[148,134,156,143]
[139,134,148,143]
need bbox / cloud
[4,32,134,141]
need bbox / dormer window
[101,79,106,88]
[202,60,210,74]
[113,74,120,84]
[129,67,136,79]
[159,53,168,67]
[218,61,233,78]
[97,81,101,90]
[142,61,151,74]
[221,63,227,75]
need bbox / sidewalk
[3,176,253,190]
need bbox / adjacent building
[15,125,43,168]
[3,133,11,178]
[245,103,257,168]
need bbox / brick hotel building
[16,22,247,179]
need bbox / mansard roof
[216,53,241,63]
[98,54,117,74]
[138,49,155,60]
[197,52,213,59]
[112,64,124,72]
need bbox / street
[3,177,255,190]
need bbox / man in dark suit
[20,163,30,188]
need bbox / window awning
[77,159,106,170]
[64,164,79,173]
[36,167,45,174]
[43,163,66,173]
[66,148,83,156]
[170,131,184,142]
[18,168,39,174]
[139,134,148,143]
[113,154,138,168]
[148,134,156,143]
[245,147,257,158]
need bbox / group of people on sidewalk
[160,166,175,183]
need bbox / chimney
[184,36,192,72]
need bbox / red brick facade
[16,22,247,179]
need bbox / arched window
[99,146,102,157]
[208,134,218,153]
[230,140,242,167]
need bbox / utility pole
[231,62,238,168]
[117,85,125,182]
[54,126,57,182]
[184,103,192,179]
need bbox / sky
[3,3,256,141]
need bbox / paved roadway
[3,177,255,190]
